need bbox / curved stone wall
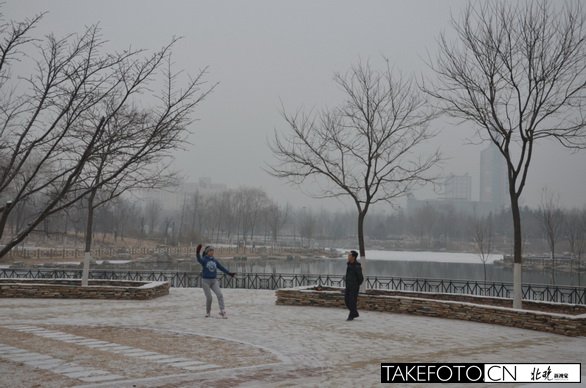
[0,279,169,300]
[276,286,586,337]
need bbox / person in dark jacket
[196,244,235,318]
[345,250,364,321]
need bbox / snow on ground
[0,288,585,387]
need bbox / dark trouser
[345,287,359,316]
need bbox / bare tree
[76,58,213,284]
[299,208,315,248]
[412,203,439,249]
[474,214,493,287]
[229,187,268,251]
[0,12,214,262]
[566,208,586,287]
[269,61,440,278]
[109,198,135,242]
[146,200,162,237]
[209,190,232,243]
[0,19,134,251]
[266,202,289,247]
[242,187,270,247]
[426,0,586,308]
[188,190,203,242]
[538,189,565,286]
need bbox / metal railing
[1,268,585,305]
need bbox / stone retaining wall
[365,289,586,315]
[276,287,586,337]
[0,279,170,300]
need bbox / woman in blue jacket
[196,244,235,318]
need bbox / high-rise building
[442,173,472,201]
[479,145,508,211]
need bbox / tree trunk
[82,190,97,287]
[357,210,367,292]
[63,213,69,244]
[551,244,556,286]
[178,195,187,244]
[0,202,12,240]
[578,255,582,287]
[511,195,523,309]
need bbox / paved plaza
[0,288,585,387]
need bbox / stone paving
[0,288,585,387]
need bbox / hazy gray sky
[5,0,586,211]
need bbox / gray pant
[201,278,225,313]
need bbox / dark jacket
[345,260,364,290]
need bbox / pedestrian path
[4,325,219,373]
[1,288,584,387]
[0,343,122,383]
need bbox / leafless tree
[77,56,213,281]
[0,12,214,263]
[426,0,586,308]
[208,190,232,243]
[474,214,493,286]
[299,208,316,248]
[538,189,564,286]
[188,191,204,242]
[269,61,440,276]
[566,208,586,287]
[146,200,162,237]
[229,187,270,251]
[242,187,270,246]
[265,202,289,246]
[412,203,439,249]
[108,198,136,242]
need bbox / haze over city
[1,3,586,386]
[4,0,586,211]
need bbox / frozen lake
[234,250,579,286]
[352,250,503,264]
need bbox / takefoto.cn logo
[381,363,582,384]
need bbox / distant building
[406,193,490,217]
[479,145,508,212]
[406,146,508,218]
[442,173,472,201]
